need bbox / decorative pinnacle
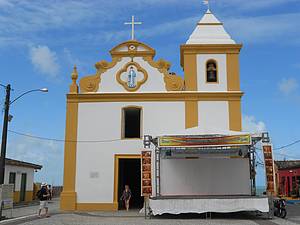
[71,65,78,83]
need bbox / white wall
[99,57,167,93]
[4,165,35,191]
[197,54,227,92]
[198,101,229,130]
[160,158,251,196]
[75,101,185,203]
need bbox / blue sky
[0,0,300,186]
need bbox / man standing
[37,183,50,218]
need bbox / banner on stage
[158,135,251,147]
[262,144,276,195]
[141,150,152,196]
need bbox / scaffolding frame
[145,134,263,197]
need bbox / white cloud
[0,0,12,7]
[0,1,300,47]
[6,136,63,185]
[224,13,300,44]
[215,0,299,11]
[243,115,267,133]
[278,78,299,95]
[29,45,60,79]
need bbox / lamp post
[0,84,48,184]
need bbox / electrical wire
[6,129,300,155]
[273,139,300,151]
[255,152,264,165]
[8,130,122,143]
[255,147,300,159]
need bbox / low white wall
[4,165,35,191]
[160,158,251,196]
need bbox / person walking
[37,183,50,218]
[120,185,132,211]
[48,185,53,200]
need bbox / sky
[0,0,300,187]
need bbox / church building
[61,9,243,211]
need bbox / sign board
[0,184,14,210]
[158,135,251,148]
[141,151,152,196]
[262,144,276,195]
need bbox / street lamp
[0,84,48,184]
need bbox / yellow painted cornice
[180,44,243,67]
[67,91,244,103]
[110,40,156,58]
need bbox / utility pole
[0,84,11,184]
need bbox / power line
[255,151,264,165]
[8,130,122,143]
[273,139,300,151]
[6,129,300,154]
[255,147,300,159]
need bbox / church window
[122,107,142,139]
[206,60,218,83]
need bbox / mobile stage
[142,132,272,216]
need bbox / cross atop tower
[124,15,142,40]
[203,0,210,10]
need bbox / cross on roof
[203,0,210,10]
[124,15,142,40]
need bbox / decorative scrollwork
[79,74,100,93]
[143,56,184,91]
[164,73,185,91]
[79,57,121,93]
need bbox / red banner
[141,151,152,196]
[262,144,276,195]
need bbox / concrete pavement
[0,198,299,225]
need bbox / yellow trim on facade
[13,191,34,203]
[185,101,198,129]
[180,44,242,67]
[227,53,241,91]
[110,40,156,58]
[67,92,243,103]
[228,100,242,131]
[13,191,20,203]
[25,191,33,202]
[78,40,185,93]
[183,54,197,91]
[70,66,79,94]
[113,154,141,209]
[60,101,79,211]
[76,203,118,211]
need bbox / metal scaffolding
[144,134,266,198]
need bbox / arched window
[206,60,218,83]
[122,107,142,139]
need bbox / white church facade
[61,10,245,211]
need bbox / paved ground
[1,198,60,219]
[0,199,299,225]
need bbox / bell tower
[181,9,243,131]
